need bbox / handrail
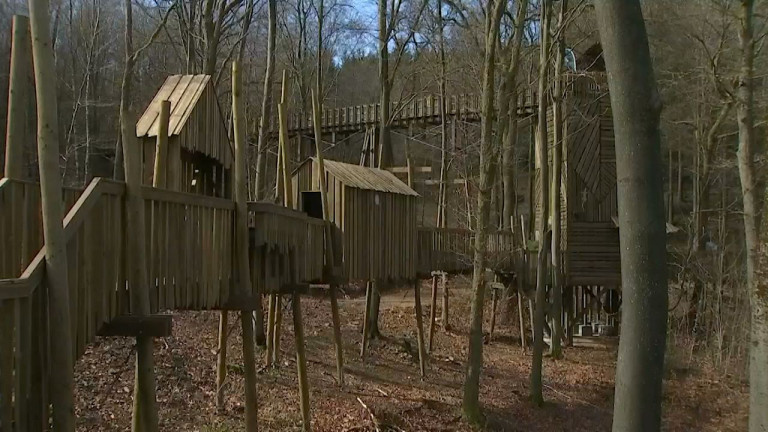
[143,185,234,209]
[248,201,324,226]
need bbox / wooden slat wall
[416,227,517,275]
[248,203,325,294]
[0,179,82,280]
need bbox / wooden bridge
[0,174,518,430]
[286,73,604,135]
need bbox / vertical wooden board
[14,298,30,431]
[0,299,14,430]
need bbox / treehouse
[136,74,232,197]
[536,73,621,287]
[292,158,419,283]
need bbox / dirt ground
[74,277,748,431]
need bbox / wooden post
[518,291,527,349]
[428,274,438,352]
[233,60,259,430]
[413,279,427,377]
[4,15,31,180]
[265,294,276,366]
[152,100,170,188]
[489,285,499,342]
[361,280,372,358]
[272,297,283,364]
[292,290,311,431]
[27,3,75,430]
[216,311,228,412]
[441,272,450,331]
[311,90,345,386]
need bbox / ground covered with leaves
[74,277,748,431]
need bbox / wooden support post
[265,294,276,367]
[413,279,427,377]
[361,280,372,358]
[233,60,259,430]
[311,91,345,386]
[152,100,170,188]
[518,291,527,349]
[292,293,311,431]
[4,15,31,180]
[216,311,228,412]
[489,285,499,343]
[272,296,283,364]
[441,273,450,331]
[428,275,438,352]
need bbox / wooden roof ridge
[136,74,219,138]
[300,158,419,196]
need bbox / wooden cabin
[536,73,621,287]
[136,75,232,197]
[292,158,419,283]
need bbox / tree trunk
[254,0,276,203]
[549,0,567,360]
[593,2,668,431]
[27,2,75,430]
[734,1,768,430]
[461,0,505,424]
[529,0,552,407]
[233,60,260,431]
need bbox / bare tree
[461,0,505,424]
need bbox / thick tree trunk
[529,0,552,407]
[594,2,668,431]
[461,0,505,424]
[27,2,75,430]
[733,2,768,430]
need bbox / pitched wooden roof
[305,158,418,196]
[135,74,231,167]
[136,75,224,137]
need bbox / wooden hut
[536,73,621,287]
[136,75,231,197]
[292,158,419,283]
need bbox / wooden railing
[287,73,606,134]
[0,178,81,279]
[417,227,518,275]
[144,187,236,311]
[0,178,125,431]
[248,202,325,293]
[0,179,242,431]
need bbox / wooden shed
[136,74,231,197]
[536,73,621,287]
[292,158,419,283]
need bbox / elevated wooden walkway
[0,176,517,430]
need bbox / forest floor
[74,277,748,431]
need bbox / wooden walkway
[286,74,605,135]
[0,177,516,430]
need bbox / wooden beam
[387,166,432,174]
[419,179,467,185]
[98,315,173,338]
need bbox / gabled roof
[135,75,222,138]
[302,158,419,196]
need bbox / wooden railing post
[4,15,32,181]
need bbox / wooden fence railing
[287,73,607,134]
[0,179,242,431]
[0,178,125,431]
[0,178,81,279]
[417,227,518,275]
[248,202,325,293]
[144,187,236,311]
